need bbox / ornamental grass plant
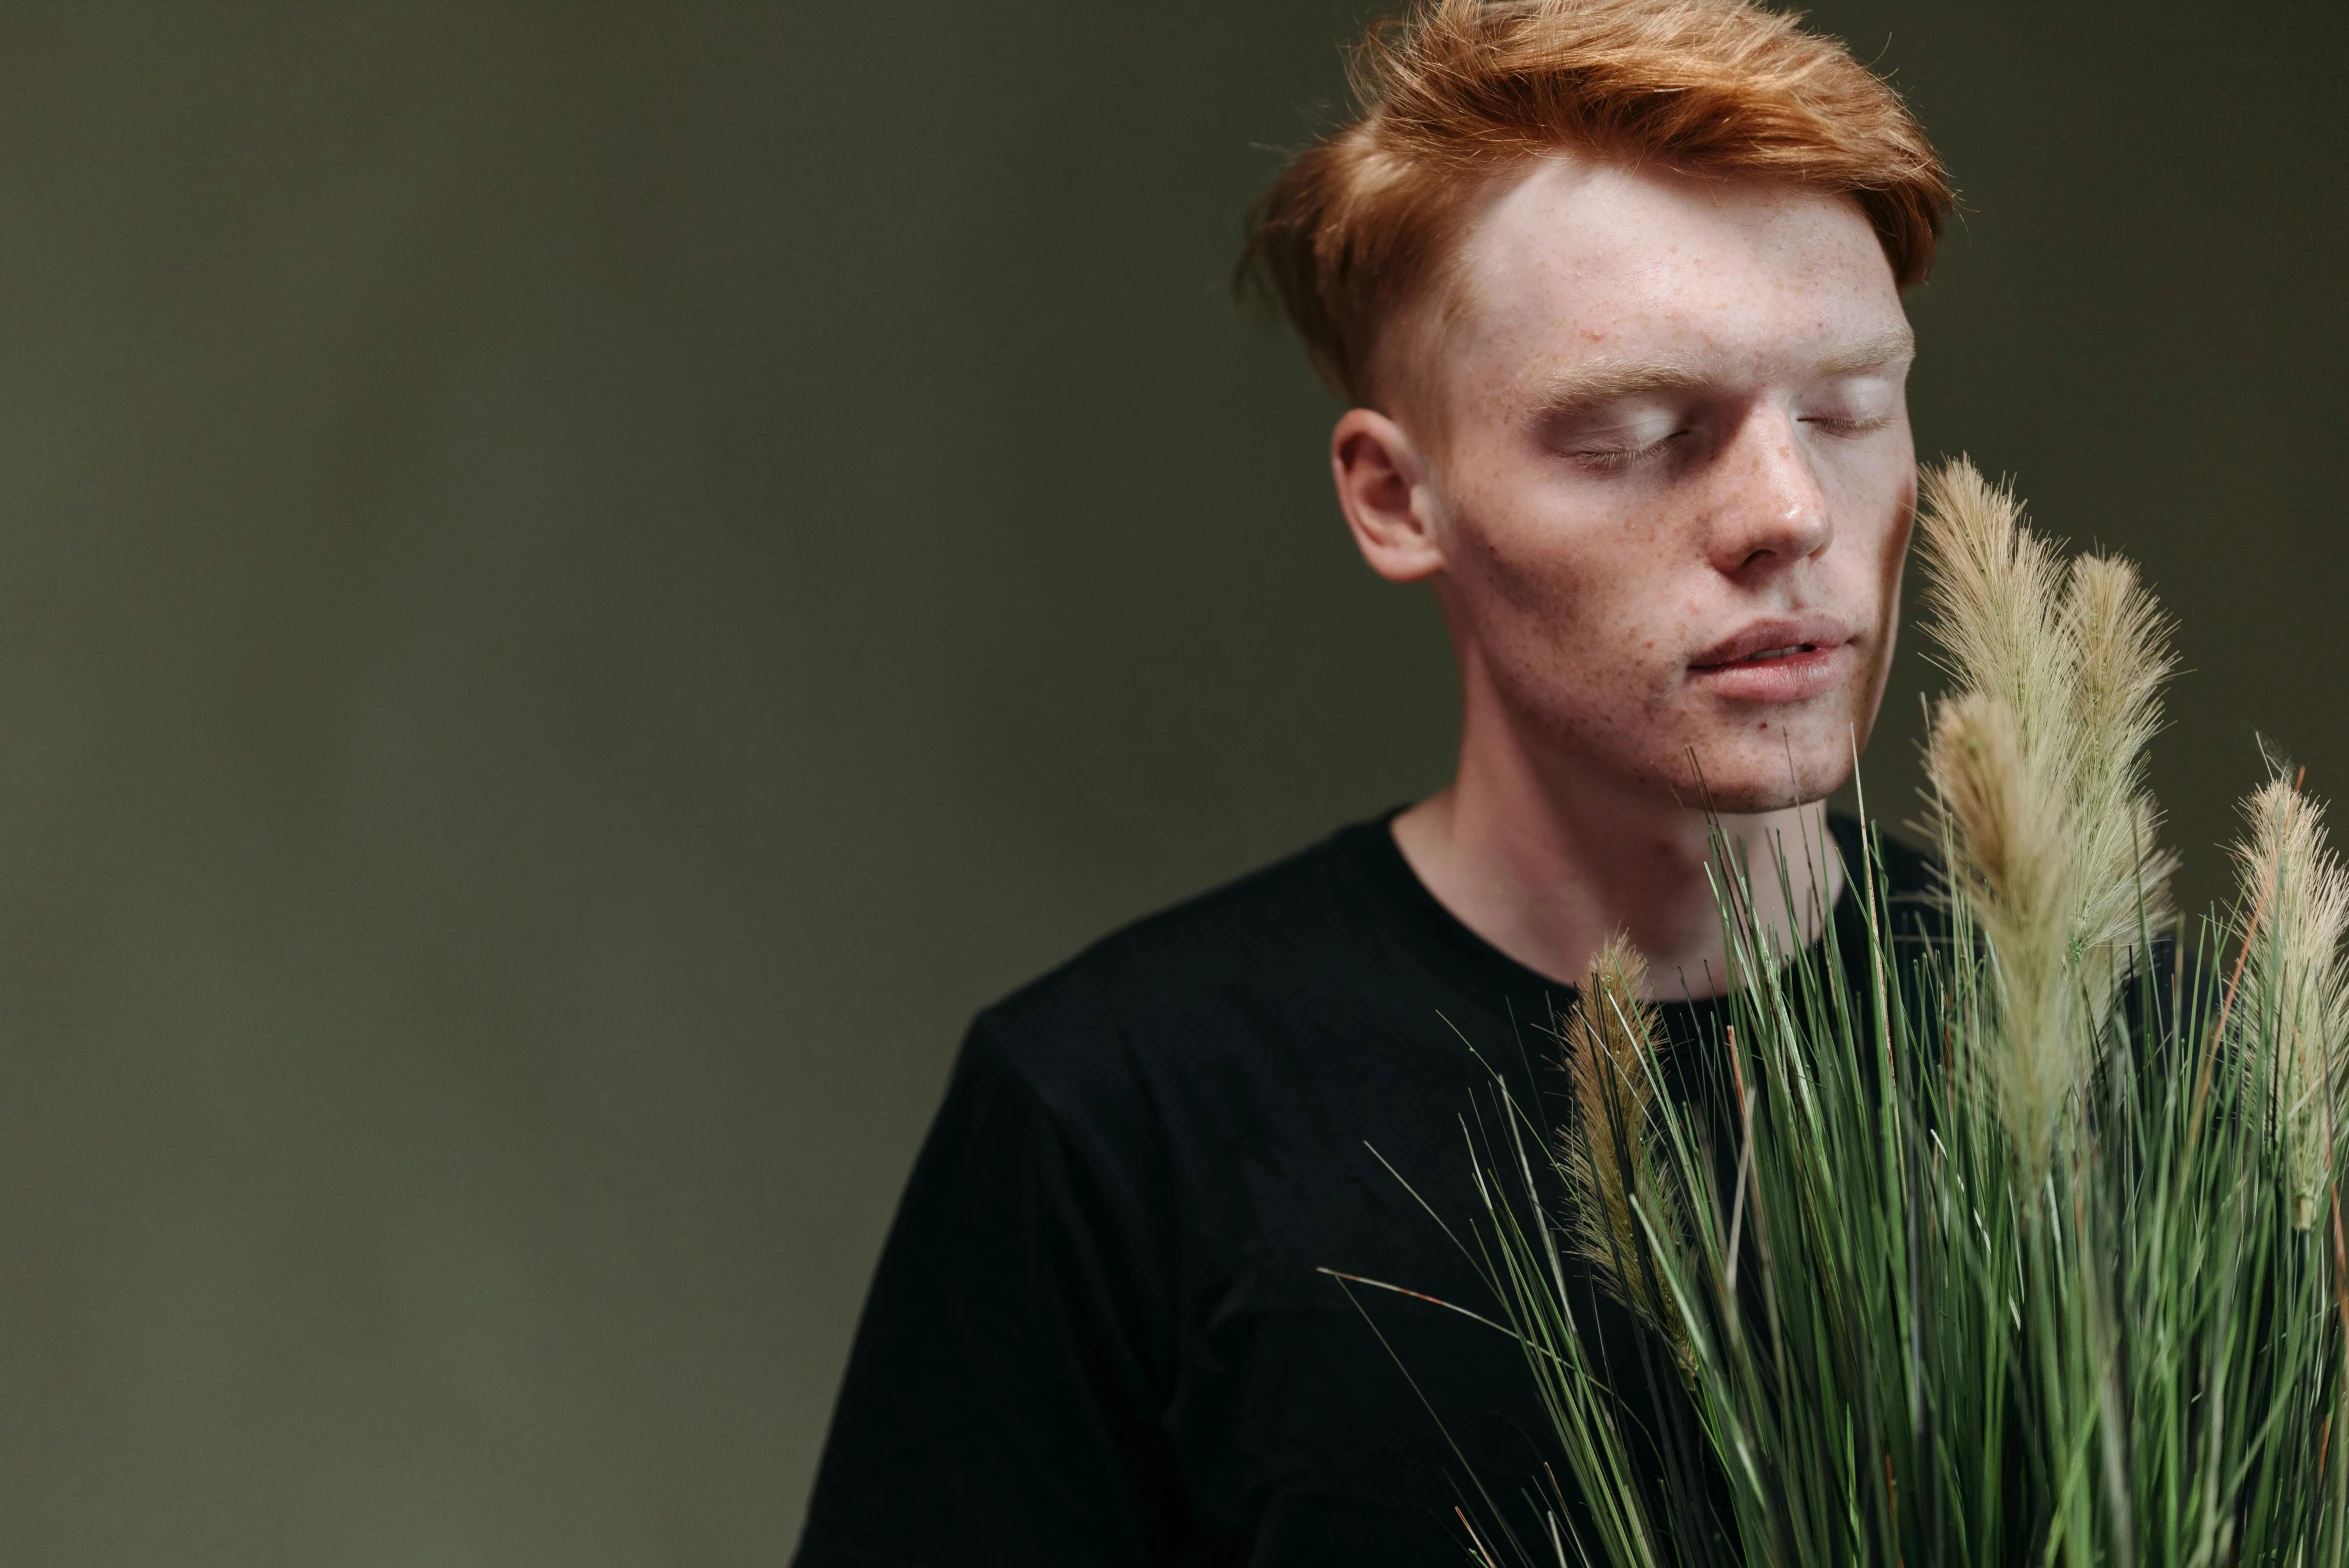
[1344,458,2349,1567]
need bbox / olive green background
[0,2,2338,1561]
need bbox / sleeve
[793,1012,1186,1566]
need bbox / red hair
[1241,0,1954,404]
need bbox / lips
[1687,616,1856,703]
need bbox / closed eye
[1574,428,1692,472]
[1799,411,1896,437]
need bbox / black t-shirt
[796,812,1936,1566]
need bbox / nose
[1704,406,1833,577]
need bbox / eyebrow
[1813,326,1919,379]
[1525,326,1918,418]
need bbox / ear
[1330,407,1446,583]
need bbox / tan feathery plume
[1917,461,2073,760]
[1558,933,1682,1353]
[1916,458,2176,1180]
[1928,692,2071,1171]
[2229,774,2349,1229]
[2063,553,2179,997]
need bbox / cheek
[1448,506,1699,732]
[1811,450,1912,599]
[1830,433,1917,574]
[1451,492,1671,645]
[1853,481,1915,642]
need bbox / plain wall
[0,2,2339,1560]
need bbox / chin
[1664,733,1855,815]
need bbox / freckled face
[1404,158,1916,811]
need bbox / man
[796,0,1952,1561]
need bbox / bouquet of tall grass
[1347,459,2349,1567]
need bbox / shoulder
[1003,822,1383,1014]
[965,819,1400,1112]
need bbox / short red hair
[1242,0,1954,404]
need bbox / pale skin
[1332,155,1918,999]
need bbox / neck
[1391,703,1843,1001]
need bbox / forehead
[1423,155,1906,406]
